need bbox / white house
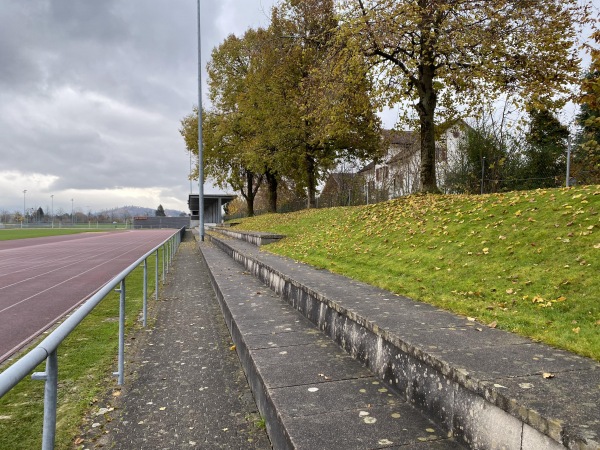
[359,124,467,200]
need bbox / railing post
[142,259,148,327]
[155,249,159,300]
[32,350,58,450]
[162,244,165,283]
[0,231,177,449]
[165,241,169,274]
[167,239,170,267]
[114,280,126,385]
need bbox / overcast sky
[0,0,277,216]
[0,1,597,217]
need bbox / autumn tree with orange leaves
[578,29,600,182]
[340,0,590,193]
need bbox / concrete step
[199,240,465,450]
[204,230,600,450]
[208,225,284,246]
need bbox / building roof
[382,129,418,146]
[187,194,237,212]
[329,173,357,185]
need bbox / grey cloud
[0,0,275,212]
[48,0,129,43]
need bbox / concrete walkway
[200,239,465,449]
[83,235,271,449]
[77,230,465,450]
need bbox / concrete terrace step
[208,225,284,246]
[205,228,600,450]
[199,240,465,450]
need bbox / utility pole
[566,136,572,187]
[480,157,486,195]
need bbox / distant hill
[99,205,187,218]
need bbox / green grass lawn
[0,228,114,241]
[0,247,165,449]
[233,185,600,361]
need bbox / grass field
[0,228,115,241]
[233,185,600,361]
[0,245,166,449]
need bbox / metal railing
[0,227,185,450]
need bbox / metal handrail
[0,227,185,450]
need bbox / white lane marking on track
[0,230,176,361]
[0,241,146,290]
[0,284,102,362]
[0,234,170,314]
[0,232,141,276]
[0,230,171,278]
[0,247,100,275]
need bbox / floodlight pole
[197,0,205,241]
[23,189,27,226]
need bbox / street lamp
[50,195,54,229]
[197,0,205,242]
[23,189,27,227]
[71,198,74,225]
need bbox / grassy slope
[233,186,600,361]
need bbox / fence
[0,227,184,450]
[132,216,190,229]
[225,156,600,221]
[0,221,132,230]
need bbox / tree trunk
[306,152,317,208]
[265,169,278,213]
[244,171,256,217]
[417,62,439,194]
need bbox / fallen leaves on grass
[235,185,600,361]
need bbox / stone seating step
[208,225,284,246]
[199,240,465,449]
[204,229,600,450]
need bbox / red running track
[0,229,176,363]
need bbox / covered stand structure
[188,194,236,227]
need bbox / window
[376,167,389,182]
